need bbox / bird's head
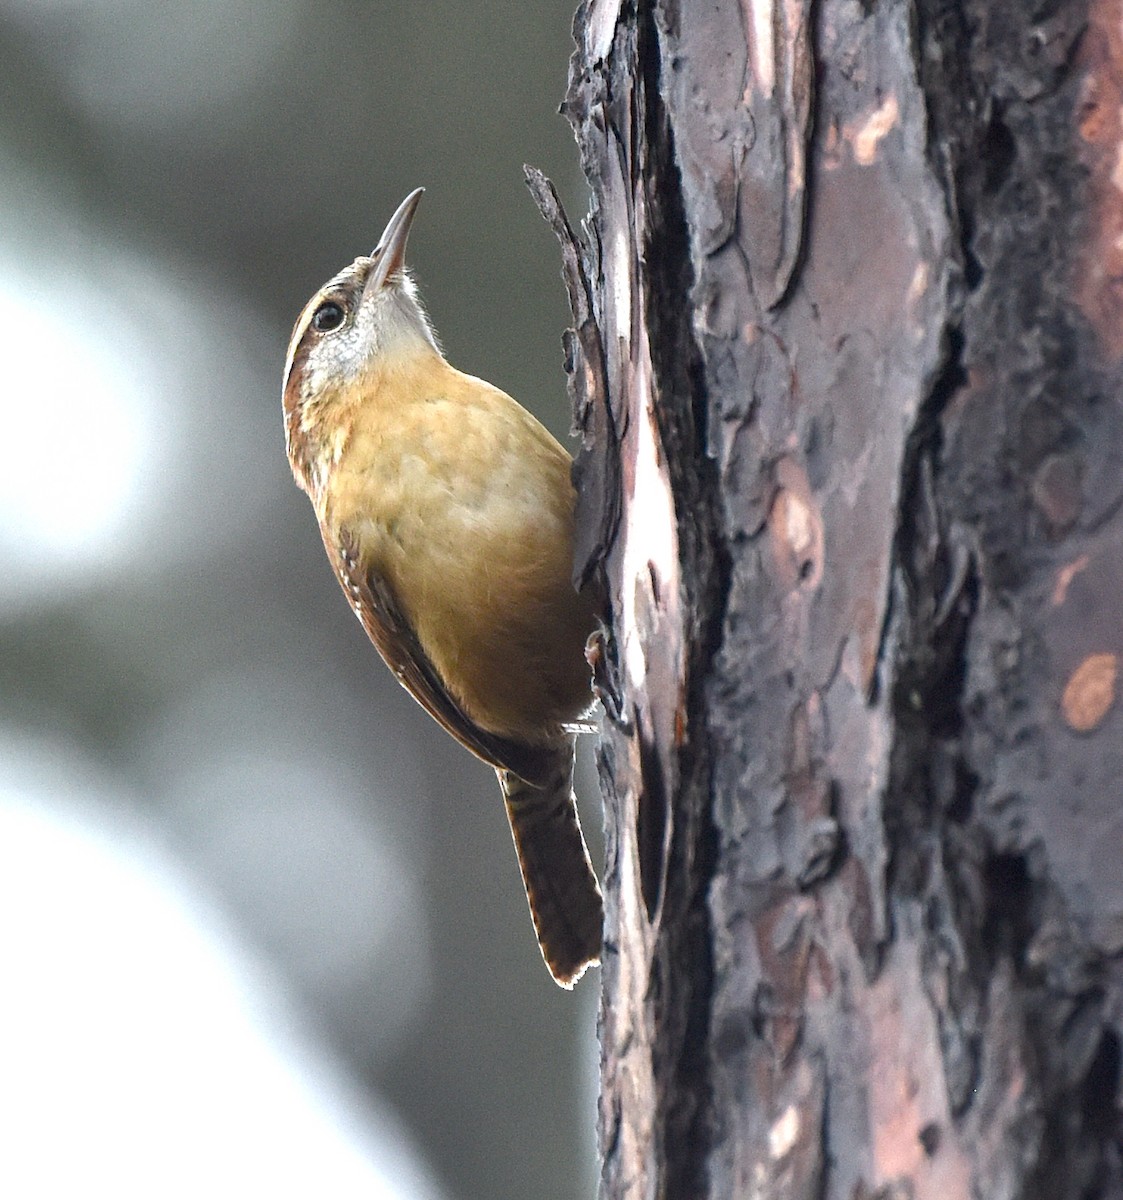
[282,188,437,491]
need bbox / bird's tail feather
[499,747,603,987]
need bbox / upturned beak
[363,187,425,300]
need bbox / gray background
[0,4,599,1198]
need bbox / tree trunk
[532,0,1123,1196]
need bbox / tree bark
[532,0,1123,1196]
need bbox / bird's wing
[325,527,556,788]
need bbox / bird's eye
[311,300,346,332]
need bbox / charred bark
[534,0,1123,1195]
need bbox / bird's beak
[363,187,425,300]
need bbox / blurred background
[0,3,601,1198]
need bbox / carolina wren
[282,189,603,986]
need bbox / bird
[281,188,603,986]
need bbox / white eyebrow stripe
[282,294,322,395]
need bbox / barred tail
[498,748,603,988]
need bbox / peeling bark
[535,0,1123,1196]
